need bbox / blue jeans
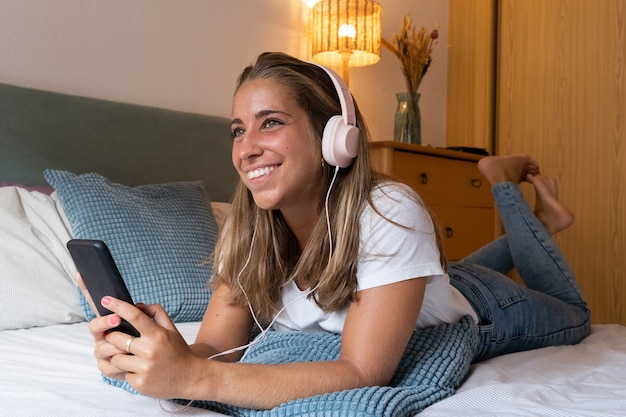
[449,182,591,363]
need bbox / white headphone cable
[159,166,341,413]
[211,165,340,361]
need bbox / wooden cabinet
[370,141,494,261]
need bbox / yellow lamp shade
[311,0,382,69]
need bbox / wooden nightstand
[370,141,495,261]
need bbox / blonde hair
[212,52,445,322]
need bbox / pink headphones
[311,63,360,168]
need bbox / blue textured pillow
[44,170,216,323]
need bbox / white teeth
[247,166,276,179]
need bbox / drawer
[393,151,492,207]
[430,205,495,261]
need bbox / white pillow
[0,186,84,330]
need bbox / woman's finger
[136,303,177,331]
[105,330,142,355]
[99,296,152,333]
[94,337,126,358]
[95,353,128,380]
[92,336,130,379]
[88,314,125,343]
[104,304,176,358]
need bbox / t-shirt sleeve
[357,183,445,291]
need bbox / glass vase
[394,92,421,145]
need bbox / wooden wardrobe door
[496,0,626,324]
[446,0,496,153]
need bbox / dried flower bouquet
[382,16,439,94]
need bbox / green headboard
[0,83,238,202]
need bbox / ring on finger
[125,336,136,354]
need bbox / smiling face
[231,78,323,225]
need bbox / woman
[82,52,590,410]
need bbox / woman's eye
[261,118,283,130]
[231,127,245,138]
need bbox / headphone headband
[313,64,357,127]
[309,62,360,168]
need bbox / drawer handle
[445,227,454,238]
[471,178,483,188]
[420,173,428,184]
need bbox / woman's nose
[237,134,263,161]
[239,148,254,160]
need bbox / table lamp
[311,0,381,85]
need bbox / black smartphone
[66,239,140,337]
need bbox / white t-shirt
[272,182,478,334]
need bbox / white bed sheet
[421,323,626,417]
[0,322,226,417]
[2,322,626,417]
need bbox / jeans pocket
[496,292,527,309]
[450,263,534,334]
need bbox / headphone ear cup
[322,115,360,168]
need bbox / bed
[2,82,626,417]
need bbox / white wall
[0,0,448,147]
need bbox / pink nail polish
[108,315,120,326]
[101,296,112,306]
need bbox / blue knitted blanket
[107,316,477,417]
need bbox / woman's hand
[91,296,205,399]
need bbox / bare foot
[478,154,541,186]
[527,174,574,234]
